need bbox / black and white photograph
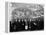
[1,0,46,35]
[8,2,44,32]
